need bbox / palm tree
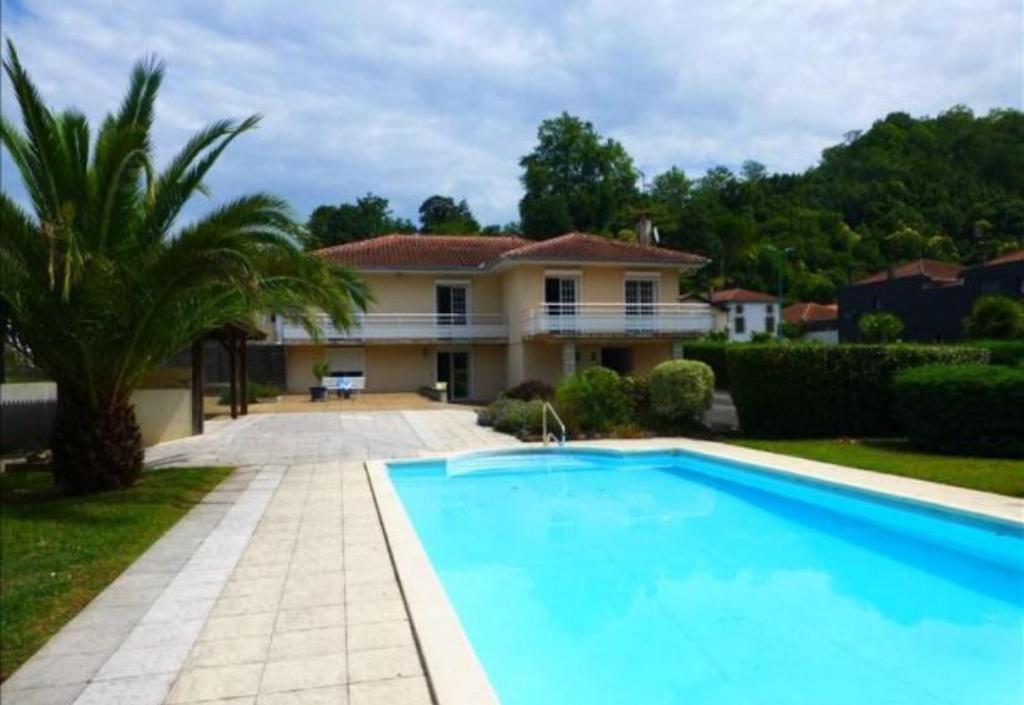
[0,42,369,494]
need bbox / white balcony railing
[523,302,715,338]
[279,312,508,343]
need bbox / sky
[1,0,1021,227]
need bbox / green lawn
[0,466,233,681]
[731,439,1024,498]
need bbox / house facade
[837,251,1024,342]
[709,288,779,341]
[266,232,713,400]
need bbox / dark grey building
[837,251,1024,342]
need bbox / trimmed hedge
[650,360,714,423]
[894,364,1024,457]
[727,344,989,438]
[967,340,1024,368]
[683,341,730,389]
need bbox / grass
[731,438,1024,498]
[0,465,232,681]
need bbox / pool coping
[366,459,502,705]
[367,437,1023,704]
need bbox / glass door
[436,351,470,400]
[625,278,656,332]
[436,285,468,326]
[545,276,578,333]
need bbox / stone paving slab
[1,410,513,705]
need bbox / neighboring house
[837,251,1024,341]
[783,302,839,343]
[709,288,778,342]
[265,232,713,400]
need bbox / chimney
[635,217,653,246]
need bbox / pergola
[190,322,266,435]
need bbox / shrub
[963,295,1024,340]
[894,364,1024,457]
[727,344,989,438]
[505,379,554,401]
[479,399,544,437]
[858,312,904,342]
[554,366,631,434]
[967,340,1024,367]
[649,360,714,424]
[683,340,730,389]
[621,375,653,426]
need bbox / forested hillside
[625,107,1023,301]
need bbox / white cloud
[2,0,1020,225]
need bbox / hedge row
[895,364,1024,457]
[683,341,730,389]
[966,340,1024,368]
[727,344,989,438]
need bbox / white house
[709,288,778,341]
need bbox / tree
[740,160,768,182]
[792,272,836,303]
[858,312,905,342]
[0,43,369,494]
[518,113,638,238]
[418,195,479,234]
[306,193,414,249]
[963,295,1024,340]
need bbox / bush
[505,379,554,401]
[555,366,631,434]
[894,364,1024,457]
[967,340,1024,367]
[683,340,730,389]
[858,312,904,342]
[478,398,544,437]
[727,344,989,438]
[649,360,714,423]
[621,375,653,426]
[963,295,1024,340]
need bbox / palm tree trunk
[52,389,144,494]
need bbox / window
[766,315,775,333]
[734,314,746,334]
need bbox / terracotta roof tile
[783,302,838,324]
[857,260,963,284]
[316,234,530,269]
[500,232,707,265]
[982,249,1024,267]
[316,232,707,270]
[710,288,777,304]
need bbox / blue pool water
[389,449,1024,705]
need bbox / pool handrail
[542,402,566,447]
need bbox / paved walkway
[2,410,514,705]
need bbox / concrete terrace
[1,410,515,705]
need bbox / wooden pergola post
[239,331,248,416]
[190,339,204,435]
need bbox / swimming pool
[386,448,1024,705]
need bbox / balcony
[522,303,715,338]
[278,312,508,343]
